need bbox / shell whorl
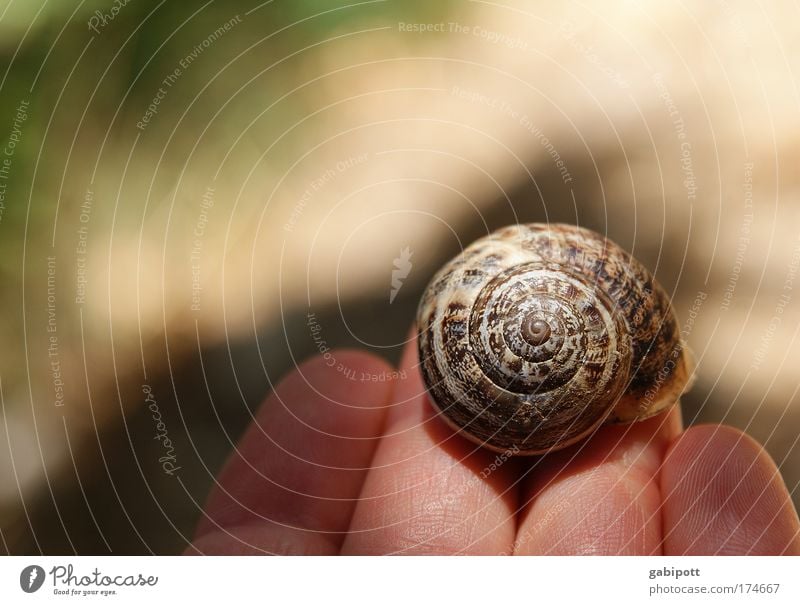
[417,223,693,455]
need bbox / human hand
[186,333,800,555]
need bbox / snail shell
[417,223,694,455]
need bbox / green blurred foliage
[0,0,457,291]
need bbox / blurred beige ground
[0,0,798,553]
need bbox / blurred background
[0,0,798,554]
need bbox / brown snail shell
[416,223,694,455]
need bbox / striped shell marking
[416,223,694,455]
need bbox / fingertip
[662,424,800,555]
[288,348,396,402]
[383,327,426,426]
[193,348,395,553]
[341,327,519,555]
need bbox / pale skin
[186,333,800,555]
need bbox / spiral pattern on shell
[417,223,693,455]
